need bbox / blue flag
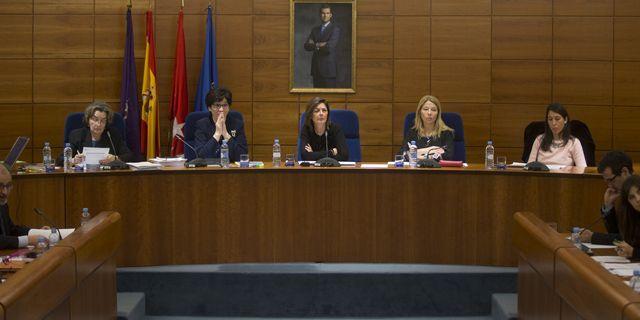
[120,7,141,160]
[194,5,219,112]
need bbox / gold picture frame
[289,0,356,93]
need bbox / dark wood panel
[492,17,552,60]
[392,102,417,145]
[431,60,491,103]
[360,146,392,162]
[33,59,94,103]
[624,303,640,320]
[216,15,253,59]
[445,103,491,147]
[0,1,32,14]
[394,17,429,60]
[155,0,210,14]
[394,0,429,16]
[68,258,117,319]
[253,0,288,15]
[431,17,491,59]
[94,59,124,102]
[492,0,552,15]
[95,0,155,14]
[565,105,613,150]
[34,15,93,58]
[553,61,613,106]
[253,59,297,101]
[614,62,640,106]
[0,104,33,148]
[0,60,32,103]
[615,0,640,16]
[347,103,392,145]
[34,0,93,14]
[230,102,253,145]
[431,0,491,15]
[517,257,562,320]
[252,102,299,145]
[613,106,640,151]
[491,104,546,148]
[357,16,394,59]
[33,103,87,148]
[553,17,613,61]
[218,59,253,102]
[554,0,614,16]
[393,60,430,103]
[94,14,147,58]
[492,60,552,104]
[8,174,66,229]
[614,18,640,61]
[0,15,32,58]
[357,0,393,16]
[350,60,393,102]
[253,15,288,58]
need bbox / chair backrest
[521,120,596,166]
[183,111,243,160]
[297,109,362,162]
[402,112,466,162]
[63,112,126,145]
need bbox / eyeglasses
[604,174,619,184]
[213,103,229,109]
[90,116,107,124]
[0,183,13,191]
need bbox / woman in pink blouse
[527,103,587,167]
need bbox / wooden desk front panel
[517,255,562,320]
[51,168,604,267]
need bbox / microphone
[418,148,442,168]
[578,209,613,237]
[104,131,128,169]
[316,128,340,167]
[174,134,207,168]
[525,140,550,171]
[33,208,63,239]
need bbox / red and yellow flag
[140,10,160,159]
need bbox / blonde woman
[400,95,454,160]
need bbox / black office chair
[521,120,596,166]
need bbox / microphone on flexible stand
[578,209,613,237]
[33,208,63,240]
[316,129,340,167]
[175,134,208,168]
[525,143,550,171]
[103,131,129,169]
[417,148,442,168]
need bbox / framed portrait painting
[290,0,356,93]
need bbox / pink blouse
[527,135,587,167]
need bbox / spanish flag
[140,10,160,159]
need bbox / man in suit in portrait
[304,3,340,88]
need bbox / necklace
[551,139,564,148]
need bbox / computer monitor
[3,136,29,169]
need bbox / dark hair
[620,175,640,245]
[540,103,571,152]
[83,101,114,127]
[598,150,634,175]
[319,3,332,14]
[205,87,232,107]
[303,97,331,130]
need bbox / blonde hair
[413,95,453,138]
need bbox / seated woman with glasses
[399,95,454,161]
[527,103,587,167]
[193,87,248,162]
[60,101,133,165]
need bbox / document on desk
[591,256,630,263]
[83,147,110,165]
[582,243,616,249]
[28,228,75,239]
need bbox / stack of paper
[126,161,162,170]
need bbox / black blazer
[399,128,455,160]
[57,127,133,165]
[300,123,349,161]
[0,204,30,249]
[193,111,248,162]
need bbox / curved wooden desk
[11,165,604,267]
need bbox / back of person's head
[83,101,114,127]
[598,150,634,175]
[413,95,452,138]
[304,97,331,129]
[541,103,571,151]
[205,87,233,108]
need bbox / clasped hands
[407,143,445,160]
[213,113,231,141]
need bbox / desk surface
[10,164,605,267]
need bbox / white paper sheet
[83,147,110,165]
[591,256,631,263]
[582,243,617,249]
[361,163,390,169]
[28,228,75,239]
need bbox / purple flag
[120,7,141,160]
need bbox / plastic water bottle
[80,207,91,226]
[35,237,48,256]
[220,140,229,168]
[630,270,640,292]
[571,227,582,247]
[63,143,73,172]
[409,141,418,168]
[43,142,53,172]
[485,140,495,169]
[49,228,60,246]
[272,138,281,167]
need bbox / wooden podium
[0,211,122,319]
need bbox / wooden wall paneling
[0,104,33,148]
[431,0,491,15]
[392,102,417,145]
[614,62,640,106]
[230,101,253,145]
[0,149,33,164]
[216,15,253,58]
[615,17,640,61]
[34,15,94,58]
[564,105,613,150]
[0,15,33,58]
[431,17,491,59]
[218,59,253,102]
[253,0,288,15]
[300,94,347,107]
[33,59,94,103]
[492,147,527,165]
[9,174,66,228]
[394,0,430,16]
[94,59,124,102]
[357,16,394,59]
[492,0,552,16]
[553,0,614,16]
[445,103,491,147]
[431,60,491,103]
[491,104,547,148]
[214,0,253,15]
[94,14,147,58]
[613,106,640,151]
[155,0,211,14]
[394,16,429,60]
[253,15,289,58]
[357,0,393,16]
[69,258,117,319]
[553,61,613,106]
[94,0,155,14]
[553,17,613,61]
[0,60,32,103]
[34,0,93,15]
[491,60,552,104]
[155,58,201,104]
[0,1,32,14]
[360,146,392,162]
[253,59,297,101]
[33,103,88,148]
[252,102,299,145]
[393,60,430,103]
[615,0,640,16]
[347,103,392,145]
[182,14,208,59]
[492,17,552,60]
[349,59,393,102]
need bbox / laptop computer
[3,136,30,169]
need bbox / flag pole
[127,0,132,8]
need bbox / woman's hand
[73,153,85,164]
[417,146,444,159]
[99,154,117,165]
[616,241,633,258]
[304,144,313,152]
[331,148,338,156]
